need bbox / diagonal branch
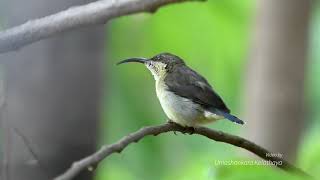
[54,122,311,180]
[12,128,50,179]
[0,0,205,54]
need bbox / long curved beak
[117,57,148,65]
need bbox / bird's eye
[148,62,154,67]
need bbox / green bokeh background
[96,1,320,180]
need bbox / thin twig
[0,78,10,180]
[54,122,312,180]
[2,115,10,180]
[0,0,205,54]
[12,128,50,179]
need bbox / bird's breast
[155,79,204,126]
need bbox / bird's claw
[167,120,179,135]
[188,127,195,135]
[166,120,194,135]
[167,119,176,124]
[180,126,195,135]
[185,126,195,135]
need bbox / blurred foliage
[97,0,320,180]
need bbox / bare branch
[12,128,50,179]
[2,122,11,180]
[54,122,311,180]
[0,0,205,54]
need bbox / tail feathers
[214,110,245,125]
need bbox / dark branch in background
[0,0,205,54]
[54,122,312,180]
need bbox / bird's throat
[146,63,167,81]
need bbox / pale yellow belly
[155,80,222,127]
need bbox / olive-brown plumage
[118,53,244,126]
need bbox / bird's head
[117,53,185,80]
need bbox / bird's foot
[179,126,195,135]
[167,119,176,124]
[167,119,179,135]
[166,120,195,135]
[185,126,195,135]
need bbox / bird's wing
[164,65,230,113]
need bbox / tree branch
[54,122,311,180]
[0,0,205,54]
[12,128,50,179]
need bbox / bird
[117,53,244,127]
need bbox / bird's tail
[214,109,245,125]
